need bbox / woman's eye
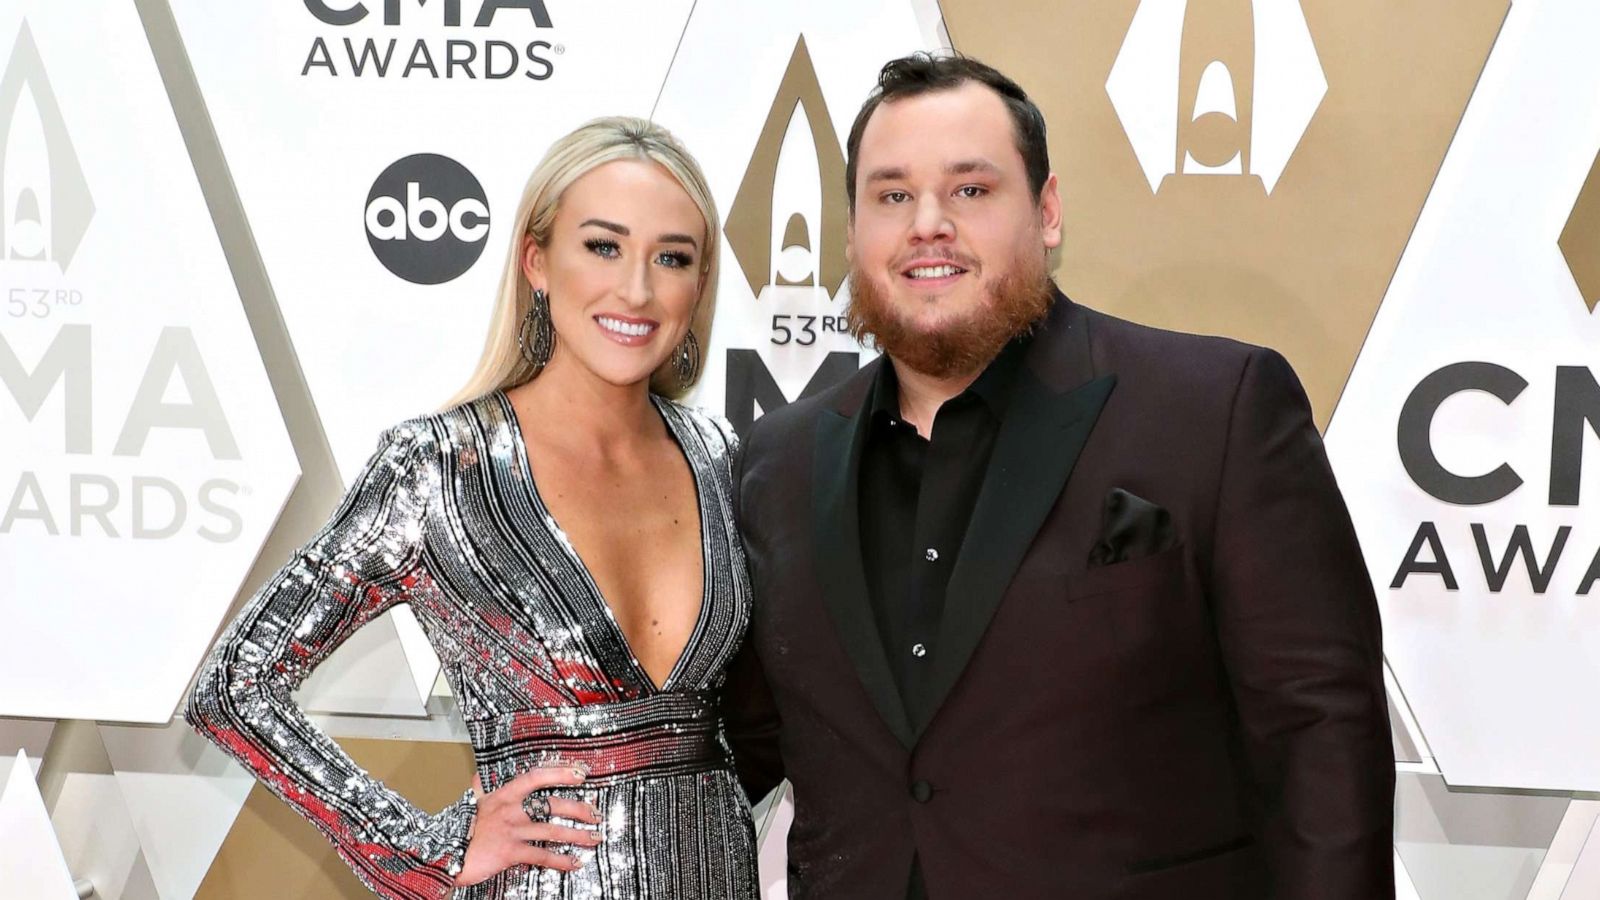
[584,238,621,258]
[658,252,694,269]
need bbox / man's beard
[846,247,1055,379]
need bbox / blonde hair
[448,116,721,406]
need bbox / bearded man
[724,53,1394,900]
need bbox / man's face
[847,81,1062,377]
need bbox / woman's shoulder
[428,389,507,431]
[657,396,739,458]
[373,390,505,462]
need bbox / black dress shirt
[858,335,1030,724]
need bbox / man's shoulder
[1076,301,1274,392]
[744,359,878,454]
[1079,301,1260,363]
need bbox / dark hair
[844,52,1050,211]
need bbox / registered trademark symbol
[554,44,565,55]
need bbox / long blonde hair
[448,117,721,407]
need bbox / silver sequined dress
[186,390,757,899]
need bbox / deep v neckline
[495,389,712,695]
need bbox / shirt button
[924,548,939,562]
[911,643,927,658]
[911,780,934,803]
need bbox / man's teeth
[597,316,656,337]
[907,265,962,279]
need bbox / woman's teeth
[597,316,656,337]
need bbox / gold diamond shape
[1560,148,1600,313]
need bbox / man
[725,53,1394,899]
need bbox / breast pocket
[1060,543,1206,695]
[1065,542,1187,603]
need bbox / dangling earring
[518,288,555,373]
[671,329,701,390]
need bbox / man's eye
[957,185,987,199]
[584,238,621,258]
[881,191,910,204]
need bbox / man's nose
[908,196,955,244]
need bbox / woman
[186,117,756,898]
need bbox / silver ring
[522,793,551,823]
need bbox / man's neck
[890,356,985,438]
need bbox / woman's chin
[586,362,664,392]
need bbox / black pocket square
[1088,488,1176,567]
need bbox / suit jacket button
[910,780,933,803]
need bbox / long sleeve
[721,415,786,806]
[1208,348,1394,898]
[185,420,475,900]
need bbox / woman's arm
[185,421,475,900]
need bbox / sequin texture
[186,391,756,899]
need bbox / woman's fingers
[547,796,603,824]
[514,845,584,872]
[516,821,604,847]
[505,764,588,794]
[454,767,607,886]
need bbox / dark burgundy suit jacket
[724,294,1394,899]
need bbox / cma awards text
[1391,363,1600,596]
[0,324,248,544]
[301,0,559,80]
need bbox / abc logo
[365,153,490,284]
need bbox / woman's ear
[520,234,546,292]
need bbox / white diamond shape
[0,3,297,723]
[1325,0,1600,792]
[1106,0,1326,194]
[0,752,80,899]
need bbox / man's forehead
[858,83,1020,169]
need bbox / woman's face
[523,159,706,392]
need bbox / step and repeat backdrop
[1,0,1598,897]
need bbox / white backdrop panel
[0,4,297,723]
[1326,0,1600,791]
[168,0,698,481]
[657,0,936,426]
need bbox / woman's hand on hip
[453,765,604,886]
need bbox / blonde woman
[187,118,756,898]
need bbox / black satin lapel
[915,372,1117,738]
[813,407,916,747]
